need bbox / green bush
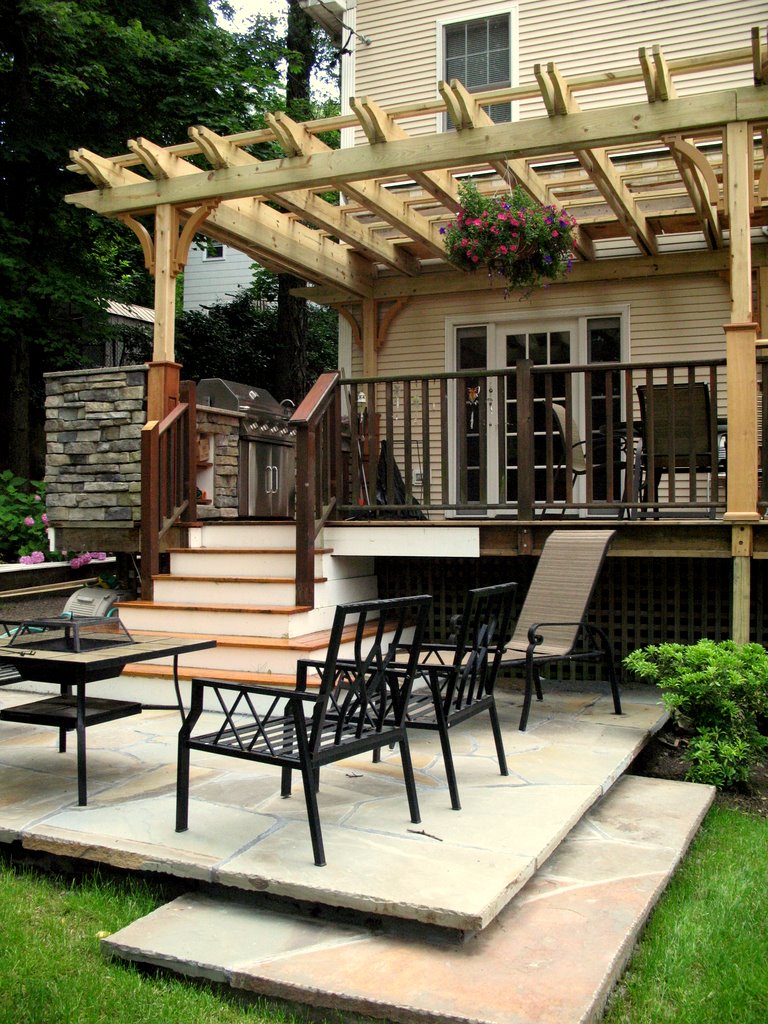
[624,639,768,788]
[0,471,50,563]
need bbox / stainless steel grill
[197,378,296,518]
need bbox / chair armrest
[189,676,319,703]
[526,621,586,645]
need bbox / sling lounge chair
[501,529,621,731]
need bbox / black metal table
[0,621,215,805]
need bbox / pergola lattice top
[66,29,768,302]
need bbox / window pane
[550,331,571,364]
[465,52,488,88]
[445,24,465,59]
[588,317,621,362]
[458,327,487,370]
[506,333,526,363]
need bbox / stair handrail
[140,380,198,601]
[291,371,342,608]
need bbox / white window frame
[203,241,225,261]
[435,3,519,133]
[444,304,631,514]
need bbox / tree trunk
[275,0,315,403]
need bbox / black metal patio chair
[175,594,432,867]
[500,530,621,731]
[389,581,517,810]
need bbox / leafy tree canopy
[0,0,294,476]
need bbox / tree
[273,0,339,404]
[0,0,286,478]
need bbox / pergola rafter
[65,30,768,380]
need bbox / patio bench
[175,594,432,867]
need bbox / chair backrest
[307,594,432,749]
[636,382,712,471]
[447,581,517,708]
[509,530,615,654]
[552,403,587,475]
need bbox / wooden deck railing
[291,371,342,607]
[332,358,731,521]
[140,381,197,601]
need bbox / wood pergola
[65,28,768,638]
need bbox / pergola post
[147,203,181,422]
[723,121,759,642]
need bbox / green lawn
[603,805,768,1024]
[0,805,766,1024]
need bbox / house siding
[182,245,254,311]
[349,274,731,379]
[353,0,762,133]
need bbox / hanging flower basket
[440,180,577,296]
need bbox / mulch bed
[632,721,768,818]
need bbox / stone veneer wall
[44,365,147,531]
[194,406,242,518]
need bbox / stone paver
[0,687,666,931]
[103,775,714,1024]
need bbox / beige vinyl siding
[350,273,730,378]
[354,0,762,130]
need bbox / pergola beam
[65,89,746,217]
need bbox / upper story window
[443,11,512,126]
[203,240,225,260]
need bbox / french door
[455,315,622,514]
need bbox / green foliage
[440,180,577,296]
[603,806,768,1024]
[122,279,338,397]
[624,640,768,788]
[0,0,290,476]
[0,471,50,563]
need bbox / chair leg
[280,765,292,797]
[298,759,326,867]
[175,735,191,832]
[519,658,544,731]
[488,701,509,776]
[397,732,421,825]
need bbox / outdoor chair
[386,581,517,810]
[543,405,622,517]
[175,594,432,867]
[500,530,621,731]
[636,382,716,513]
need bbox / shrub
[0,470,50,563]
[624,639,768,788]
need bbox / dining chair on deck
[175,594,432,867]
[636,382,716,513]
[500,530,621,731]
[389,581,517,810]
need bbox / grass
[0,806,766,1024]
[0,857,332,1024]
[603,805,768,1024]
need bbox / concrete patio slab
[0,686,667,931]
[102,774,714,1024]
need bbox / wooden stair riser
[169,549,373,581]
[189,522,299,550]
[118,603,338,638]
[149,574,378,610]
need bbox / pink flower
[30,551,45,564]
[19,555,33,564]
[34,494,41,502]
[24,516,34,527]
[471,254,479,263]
[552,230,559,238]
[41,513,49,526]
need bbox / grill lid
[197,378,287,419]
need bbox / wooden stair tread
[128,619,388,652]
[151,575,328,585]
[120,601,312,614]
[124,663,304,687]
[167,547,334,556]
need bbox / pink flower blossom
[23,516,34,527]
[41,513,49,526]
[34,494,41,502]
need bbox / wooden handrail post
[181,380,198,525]
[291,372,341,608]
[516,360,535,520]
[140,421,160,601]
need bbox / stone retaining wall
[44,365,147,531]
[195,407,242,518]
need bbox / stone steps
[102,773,714,1024]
